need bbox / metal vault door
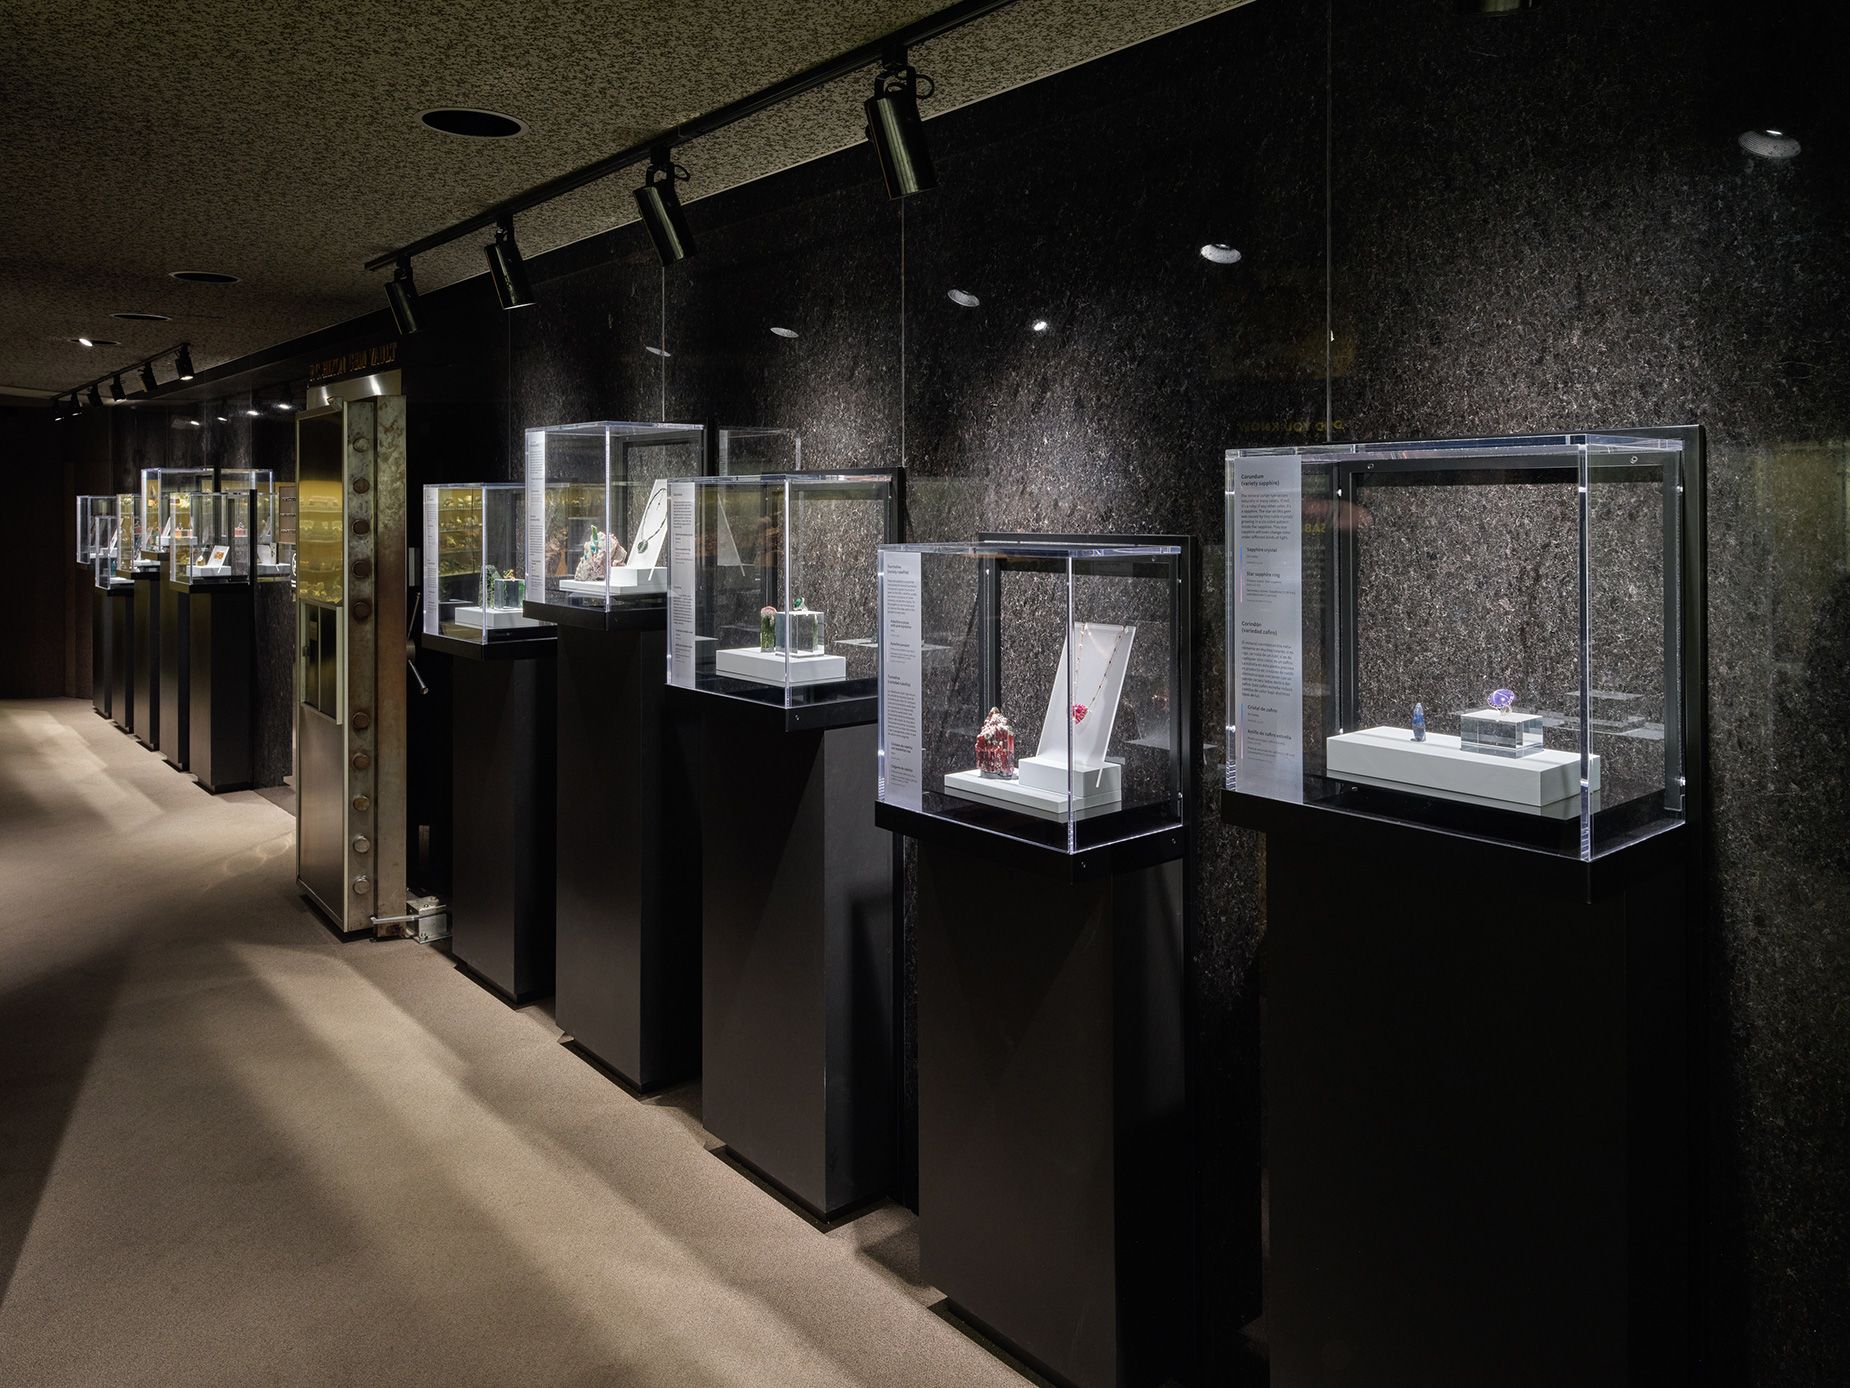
[295,396,409,937]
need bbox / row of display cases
[411,425,1693,869]
[79,472,294,588]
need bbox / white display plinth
[1017,754,1122,799]
[1326,726,1599,811]
[714,646,846,687]
[943,763,1124,823]
[456,606,544,631]
[559,567,667,597]
[190,564,232,578]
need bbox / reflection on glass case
[253,486,294,578]
[667,471,899,712]
[1225,432,1691,860]
[717,426,802,475]
[76,494,120,564]
[423,483,548,643]
[138,467,274,563]
[523,420,706,612]
[170,491,257,583]
[875,537,1189,856]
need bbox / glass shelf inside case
[170,491,256,583]
[667,470,900,717]
[1224,432,1692,861]
[424,483,549,644]
[523,420,707,615]
[875,537,1189,859]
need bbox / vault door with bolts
[294,396,409,937]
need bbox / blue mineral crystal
[1412,702,1426,742]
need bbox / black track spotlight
[175,345,195,380]
[88,383,103,409]
[634,150,697,266]
[141,360,159,394]
[865,58,937,199]
[109,374,125,403]
[386,257,422,335]
[485,215,536,309]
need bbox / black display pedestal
[908,835,1188,1388]
[131,570,160,751]
[182,582,254,793]
[1243,801,1693,1388]
[694,698,896,1222]
[107,585,135,734]
[436,634,557,1005]
[90,584,111,720]
[549,615,701,1092]
[157,572,190,771]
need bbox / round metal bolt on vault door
[352,794,371,813]
[352,710,371,730]
[352,836,371,855]
[351,751,371,770]
[352,876,370,895]
[352,476,370,494]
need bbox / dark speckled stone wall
[201,0,1848,1379]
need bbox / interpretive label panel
[879,549,923,810]
[1231,454,1304,802]
[667,480,695,689]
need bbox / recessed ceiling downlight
[112,311,172,321]
[171,270,240,284]
[420,108,525,138]
[947,289,980,307]
[770,326,799,339]
[1200,243,1243,265]
[1739,129,1800,160]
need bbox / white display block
[455,606,544,631]
[559,567,666,596]
[943,765,1124,823]
[1035,623,1136,769]
[714,646,847,687]
[1017,754,1122,800]
[1326,726,1600,810]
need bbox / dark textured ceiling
[1,0,1245,398]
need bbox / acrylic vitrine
[139,467,273,562]
[874,535,1191,858]
[76,494,121,565]
[667,470,899,716]
[523,420,707,615]
[423,483,548,644]
[716,426,802,475]
[167,491,258,583]
[1225,432,1696,861]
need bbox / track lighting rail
[361,0,1016,273]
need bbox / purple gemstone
[1488,688,1516,712]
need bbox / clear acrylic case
[170,491,256,584]
[523,421,707,613]
[874,537,1189,857]
[667,471,899,714]
[110,491,139,581]
[1224,432,1690,861]
[423,483,548,643]
[76,495,120,564]
[716,427,802,475]
[138,467,274,565]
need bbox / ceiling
[1,0,1245,399]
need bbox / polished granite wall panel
[1331,0,1850,1380]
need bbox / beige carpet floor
[0,699,1028,1388]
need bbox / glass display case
[874,536,1189,856]
[76,494,120,565]
[1224,432,1691,860]
[423,483,548,643]
[138,467,274,564]
[109,491,143,579]
[168,491,258,583]
[523,420,707,613]
[716,426,802,475]
[667,470,899,713]
[93,512,133,590]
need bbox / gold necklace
[1071,623,1123,725]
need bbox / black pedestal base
[107,587,135,733]
[700,711,896,1222]
[90,584,110,719]
[1261,816,1692,1388]
[915,839,1188,1388]
[158,573,190,772]
[553,624,701,1092]
[447,646,557,1004]
[131,572,160,750]
[185,584,254,793]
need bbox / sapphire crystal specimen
[1412,702,1426,742]
[1488,688,1516,713]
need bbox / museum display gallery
[6,0,1845,1385]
